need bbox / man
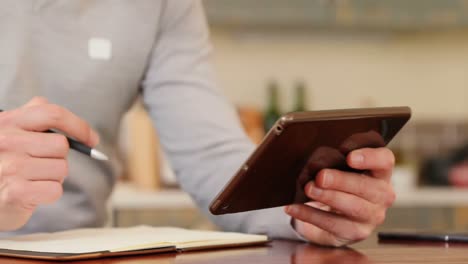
[0,1,395,246]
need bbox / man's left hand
[284,147,396,247]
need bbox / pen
[0,109,109,161]
[48,130,109,161]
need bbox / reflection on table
[1,235,468,264]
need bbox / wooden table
[0,235,468,263]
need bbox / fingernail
[322,170,333,188]
[286,205,298,214]
[351,152,364,165]
[308,183,323,197]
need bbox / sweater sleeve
[141,0,303,241]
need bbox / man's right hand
[0,97,99,231]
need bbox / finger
[3,180,63,209]
[306,146,345,174]
[346,148,395,181]
[285,204,372,243]
[22,97,49,108]
[289,219,346,247]
[339,130,385,153]
[25,181,64,206]
[13,104,99,147]
[315,169,395,206]
[0,130,69,158]
[306,201,332,211]
[2,156,68,182]
[303,182,383,223]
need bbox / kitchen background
[112,0,468,233]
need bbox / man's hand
[284,148,396,247]
[0,97,99,231]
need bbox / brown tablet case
[210,106,411,215]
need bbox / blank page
[0,226,268,254]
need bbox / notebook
[0,226,269,261]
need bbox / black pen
[47,130,109,161]
[0,109,108,161]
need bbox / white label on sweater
[88,38,112,60]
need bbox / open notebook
[0,226,269,261]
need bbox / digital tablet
[209,106,411,215]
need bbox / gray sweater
[0,0,300,240]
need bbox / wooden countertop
[1,234,468,263]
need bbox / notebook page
[137,227,268,248]
[0,226,172,254]
[0,226,267,254]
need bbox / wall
[210,28,468,121]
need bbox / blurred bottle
[293,80,308,112]
[263,80,281,133]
